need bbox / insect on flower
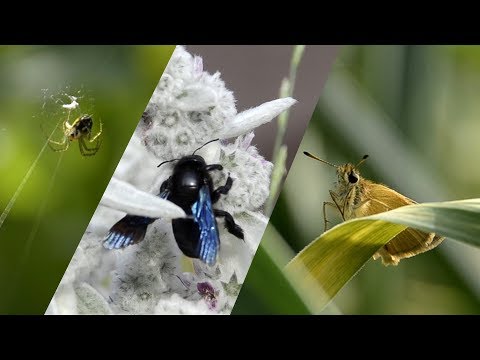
[304,151,444,266]
[46,114,103,156]
[103,139,244,266]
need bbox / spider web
[0,87,96,230]
[38,86,97,145]
[2,86,101,288]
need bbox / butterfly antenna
[355,154,369,168]
[303,151,337,167]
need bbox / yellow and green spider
[47,114,103,156]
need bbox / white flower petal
[155,294,215,315]
[47,284,78,315]
[216,211,269,283]
[100,177,186,219]
[193,55,203,77]
[45,298,58,315]
[245,209,269,226]
[219,97,297,139]
[212,139,273,214]
[194,141,221,164]
[75,282,113,315]
[175,84,217,112]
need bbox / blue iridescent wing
[191,185,220,266]
[103,188,170,250]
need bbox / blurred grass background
[0,45,174,314]
[235,45,480,314]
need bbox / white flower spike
[220,97,297,139]
[100,177,186,219]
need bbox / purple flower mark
[193,56,203,77]
[197,282,217,310]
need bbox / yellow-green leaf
[285,199,480,313]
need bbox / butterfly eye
[348,172,358,184]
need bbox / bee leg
[204,164,223,172]
[211,174,233,203]
[159,176,172,195]
[214,209,244,240]
[323,202,338,232]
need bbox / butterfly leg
[323,201,338,232]
[211,174,233,203]
[329,190,346,220]
[214,209,244,240]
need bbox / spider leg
[88,119,103,142]
[79,137,95,156]
[89,138,102,154]
[79,136,100,156]
[78,138,87,156]
[47,136,69,152]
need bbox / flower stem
[267,45,305,215]
[266,145,288,216]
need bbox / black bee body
[163,155,216,259]
[104,152,243,266]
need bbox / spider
[46,114,103,156]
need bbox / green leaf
[233,225,311,314]
[285,199,480,313]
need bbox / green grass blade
[285,198,480,312]
[233,225,311,314]
[369,199,480,246]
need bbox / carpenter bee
[103,139,244,266]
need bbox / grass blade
[286,198,480,312]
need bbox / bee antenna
[192,138,220,155]
[157,159,180,168]
[303,151,337,167]
[355,154,369,168]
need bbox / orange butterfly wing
[353,181,444,266]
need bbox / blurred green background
[0,45,174,314]
[235,45,480,314]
